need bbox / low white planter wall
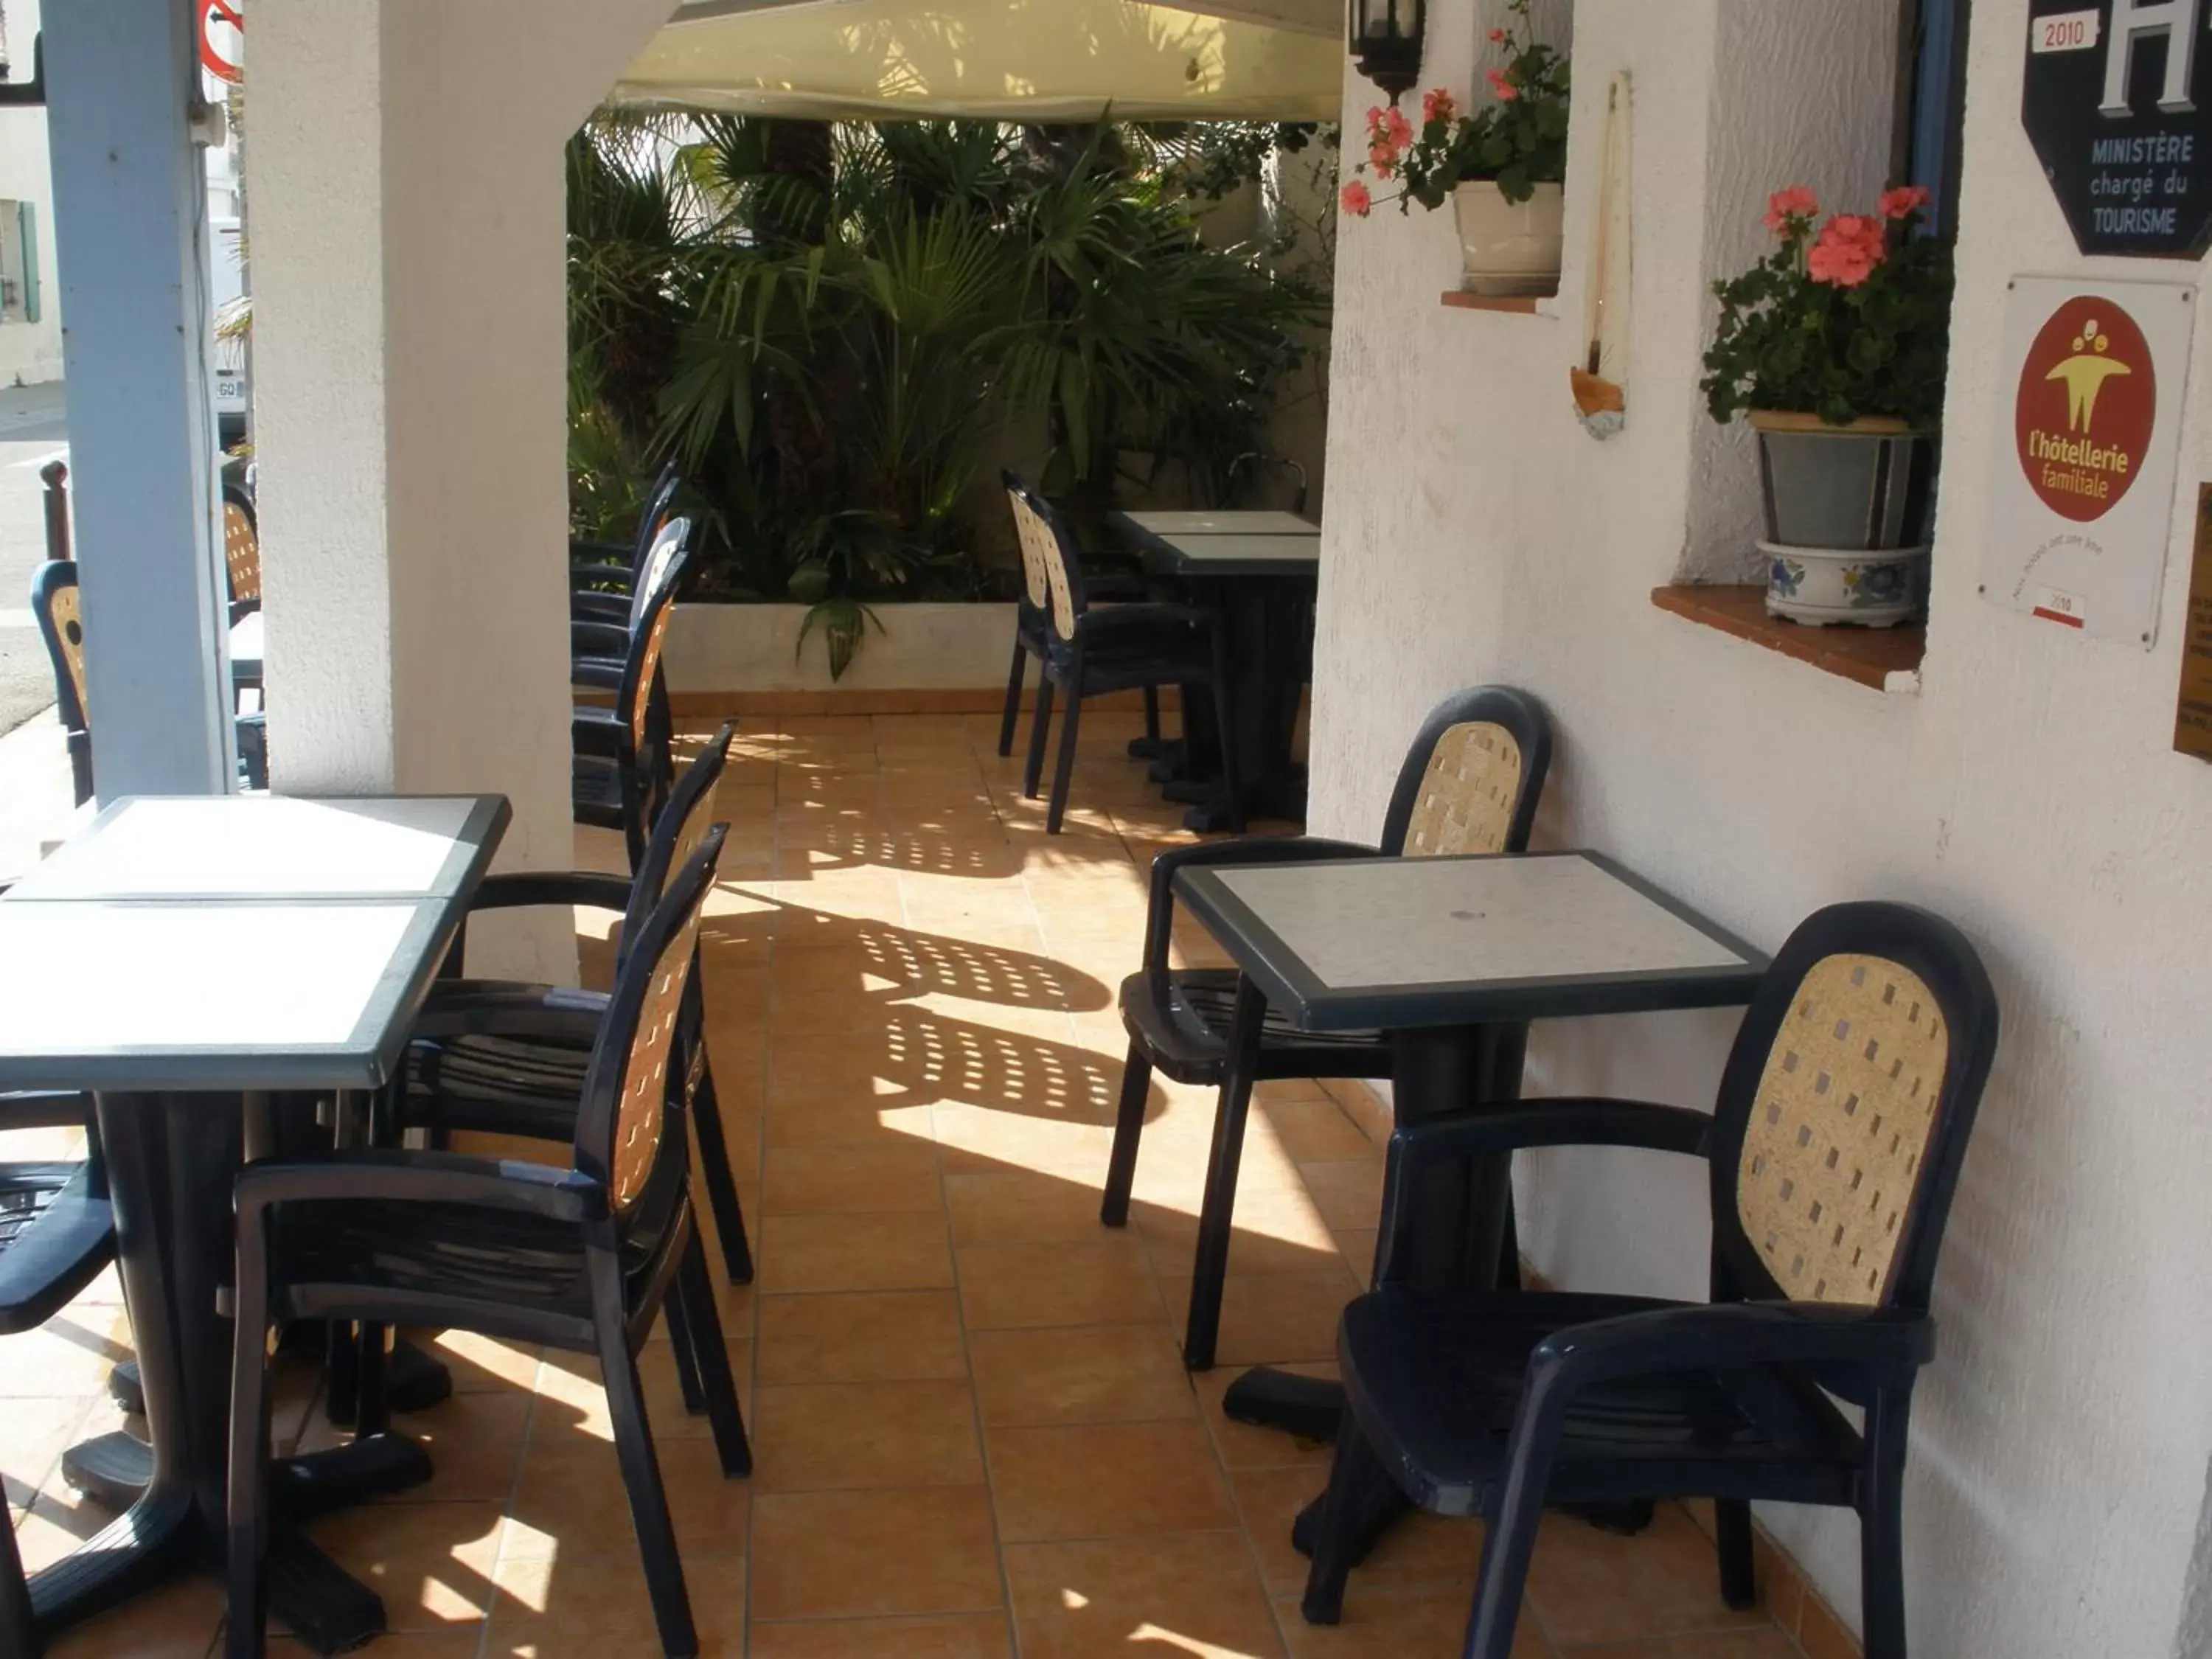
[664,602,1018,694]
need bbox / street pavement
[0,381,68,735]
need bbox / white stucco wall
[251,0,680,980]
[1310,3,2212,1655]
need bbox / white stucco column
[249,0,677,978]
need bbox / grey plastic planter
[1750,411,1934,552]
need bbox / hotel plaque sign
[2174,487,2212,759]
[2024,0,2212,257]
[1981,276,2194,648]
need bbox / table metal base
[31,1093,434,1657]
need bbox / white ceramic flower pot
[1452,181,1564,297]
[1761,540,1927,628]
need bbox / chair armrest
[468,871,636,917]
[1144,835,1376,973]
[236,1149,607,1225]
[409,985,610,1045]
[572,619,630,657]
[573,591,630,624]
[572,659,624,692]
[1079,602,1210,637]
[1531,1300,1938,1392]
[0,1091,95,1132]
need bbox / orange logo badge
[2014,295,2156,523]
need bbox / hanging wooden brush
[1572,72,1632,439]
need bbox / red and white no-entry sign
[201,1,243,85]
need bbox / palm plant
[566,113,1326,674]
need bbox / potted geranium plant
[1702,184,1954,626]
[1338,0,1571,296]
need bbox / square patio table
[1106,509,1321,829]
[4,792,509,1654]
[1171,850,1765,1444]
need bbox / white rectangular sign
[1980,275,2195,648]
[2030,9,2099,52]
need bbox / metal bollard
[39,458,69,563]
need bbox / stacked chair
[574,518,691,872]
[1299,902,2000,1659]
[1102,686,1552,1368]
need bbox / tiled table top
[1178,850,1767,1030]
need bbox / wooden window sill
[1439,291,1557,315]
[1651,585,1925,692]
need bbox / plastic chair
[400,721,752,1287]
[573,518,691,872]
[572,461,681,626]
[29,560,268,800]
[1102,686,1551,1368]
[995,472,1158,762]
[0,1084,116,1659]
[221,484,260,626]
[226,832,749,1659]
[1004,476,1238,836]
[1298,900,2000,1659]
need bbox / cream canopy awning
[610,0,1344,122]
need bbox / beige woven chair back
[49,580,88,721]
[1401,722,1523,857]
[1006,487,1077,641]
[1736,954,1951,1306]
[611,879,712,1212]
[631,602,674,749]
[223,502,260,605]
[658,762,723,904]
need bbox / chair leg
[353,1321,391,1438]
[999,637,1027,757]
[1859,1391,1913,1659]
[0,1486,32,1659]
[665,1295,710,1416]
[1715,1497,1756,1610]
[1142,684,1161,743]
[1300,1418,1399,1625]
[1099,1045,1152,1227]
[1024,678,1056,799]
[688,1042,754,1284]
[1046,679,1083,835]
[599,1329,700,1658]
[226,1223,276,1659]
[1208,660,1245,834]
[1183,978,1266,1371]
[675,1234,752,1478]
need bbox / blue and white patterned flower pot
[1760,540,1927,628]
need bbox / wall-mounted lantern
[1348,0,1425,103]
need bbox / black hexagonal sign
[2023,0,2212,257]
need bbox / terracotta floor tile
[970,1323,1196,1427]
[525,1338,753,1448]
[1234,1466,1481,1596]
[765,1096,937,1148]
[1135,1188,1349,1280]
[0,1394,88,1510]
[945,1167,1115,1245]
[304,1498,507,1630]
[750,1610,1014,1658]
[753,1379,983,1492]
[757,1289,969,1383]
[986,1418,1237,1542]
[757,1211,956,1294]
[374,1388,532,1503]
[1261,1096,1383,1162]
[750,1486,1004,1620]
[1524,1507,1773,1647]
[956,1237,1164,1329]
[1295,1160,1388,1231]
[763,1139,945,1214]
[1004,1531,1284,1659]
[1157,1267,1360,1367]
[1275,1583,1554,1658]
[416,1327,542,1394]
[498,1437,750,1563]
[268,1635,480,1658]
[1559,1632,1807,1659]
[44,1575,223,1659]
[486,1552,745,1657]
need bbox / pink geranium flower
[1879,184,1930,220]
[1422,87,1456,125]
[1488,27,1506,42]
[1806,214,1888,287]
[1485,66,1519,101]
[1761,185,1819,233]
[1340,180,1373,218]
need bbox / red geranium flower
[1762,185,1819,234]
[1879,184,1930,221]
[1806,214,1888,287]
